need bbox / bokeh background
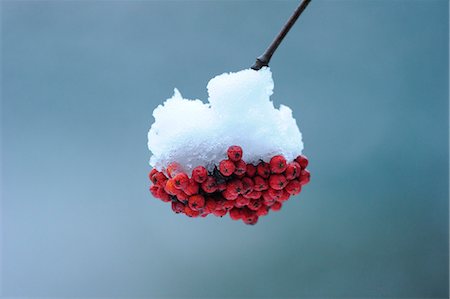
[1,0,448,297]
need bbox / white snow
[147,67,304,174]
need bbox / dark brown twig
[251,0,311,70]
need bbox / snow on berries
[148,145,310,225]
[147,68,309,225]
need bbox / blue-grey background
[1,0,448,297]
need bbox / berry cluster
[148,146,310,225]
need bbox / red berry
[175,190,189,201]
[204,198,217,213]
[235,173,245,179]
[152,172,168,187]
[214,198,226,210]
[172,173,189,190]
[295,155,309,169]
[157,188,171,202]
[192,165,208,183]
[246,164,257,177]
[149,169,158,181]
[222,189,239,200]
[184,206,200,217]
[256,206,269,216]
[242,209,258,225]
[227,145,243,162]
[226,179,244,195]
[166,162,183,178]
[171,201,185,213]
[256,162,270,178]
[164,179,178,195]
[262,191,276,206]
[241,177,254,194]
[213,209,227,217]
[149,185,159,198]
[243,190,261,200]
[188,194,205,211]
[269,174,288,190]
[253,176,269,191]
[271,201,282,211]
[285,180,302,195]
[184,178,200,196]
[285,162,301,180]
[278,190,290,202]
[248,198,263,211]
[234,160,247,175]
[268,188,283,201]
[229,208,242,220]
[201,176,218,193]
[299,169,311,186]
[269,155,287,174]
[219,159,236,176]
[235,195,250,207]
[223,200,235,210]
[217,182,227,192]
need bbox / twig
[251,0,311,70]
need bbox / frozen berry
[222,189,239,200]
[256,162,270,178]
[188,195,205,211]
[175,190,189,202]
[164,179,178,195]
[268,188,283,201]
[299,169,311,186]
[166,162,183,178]
[246,164,257,177]
[149,185,159,198]
[227,145,243,162]
[171,201,185,213]
[235,195,250,207]
[269,174,288,190]
[285,162,301,180]
[219,159,236,176]
[262,191,276,206]
[217,182,227,192]
[204,198,217,213]
[184,179,200,196]
[184,206,200,217]
[157,188,171,202]
[253,176,269,191]
[201,177,218,193]
[295,155,309,169]
[229,208,242,220]
[248,198,263,211]
[243,190,261,200]
[213,209,227,217]
[285,180,302,195]
[271,201,282,211]
[223,200,235,210]
[149,169,158,181]
[226,179,244,195]
[242,209,258,225]
[256,206,269,216]
[234,160,246,175]
[241,177,254,194]
[270,155,287,174]
[278,190,290,202]
[152,172,168,187]
[173,173,189,190]
[192,166,208,183]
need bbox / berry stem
[251,0,312,71]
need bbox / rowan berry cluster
[148,145,310,225]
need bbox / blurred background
[1,0,448,297]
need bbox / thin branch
[251,0,312,70]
